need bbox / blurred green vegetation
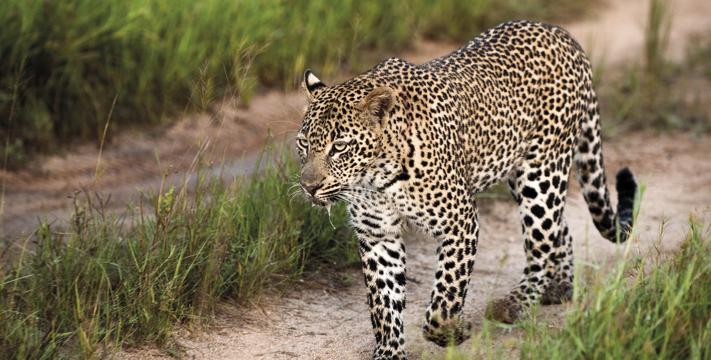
[0,0,589,167]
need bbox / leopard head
[296,69,398,206]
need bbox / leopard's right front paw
[541,281,573,305]
[486,297,523,324]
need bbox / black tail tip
[616,167,637,195]
[615,167,637,242]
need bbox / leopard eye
[329,142,348,157]
[333,142,347,152]
[297,138,309,149]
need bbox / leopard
[295,20,637,360]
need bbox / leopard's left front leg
[349,194,407,360]
[421,195,478,347]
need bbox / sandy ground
[1,0,710,358]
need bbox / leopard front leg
[349,198,407,360]
[421,198,478,347]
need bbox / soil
[2,0,710,358]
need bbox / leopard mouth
[309,197,332,207]
[305,186,342,207]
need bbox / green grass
[0,0,590,167]
[518,214,711,359]
[0,137,358,359]
[433,188,711,360]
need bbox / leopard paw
[372,343,406,360]
[422,314,471,347]
[541,281,573,305]
[486,297,523,324]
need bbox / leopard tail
[575,98,637,243]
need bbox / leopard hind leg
[540,216,574,305]
[488,164,570,323]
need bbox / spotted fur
[296,20,636,359]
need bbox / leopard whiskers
[342,184,385,196]
[339,192,380,208]
[287,182,302,196]
[288,182,306,204]
[340,185,381,197]
[341,187,387,205]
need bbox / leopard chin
[309,198,332,207]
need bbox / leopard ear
[355,87,397,128]
[302,69,327,103]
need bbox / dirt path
[0,91,306,241]
[2,0,710,358]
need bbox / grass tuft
[437,182,711,359]
[0,137,357,359]
[518,212,711,359]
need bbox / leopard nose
[301,182,323,197]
